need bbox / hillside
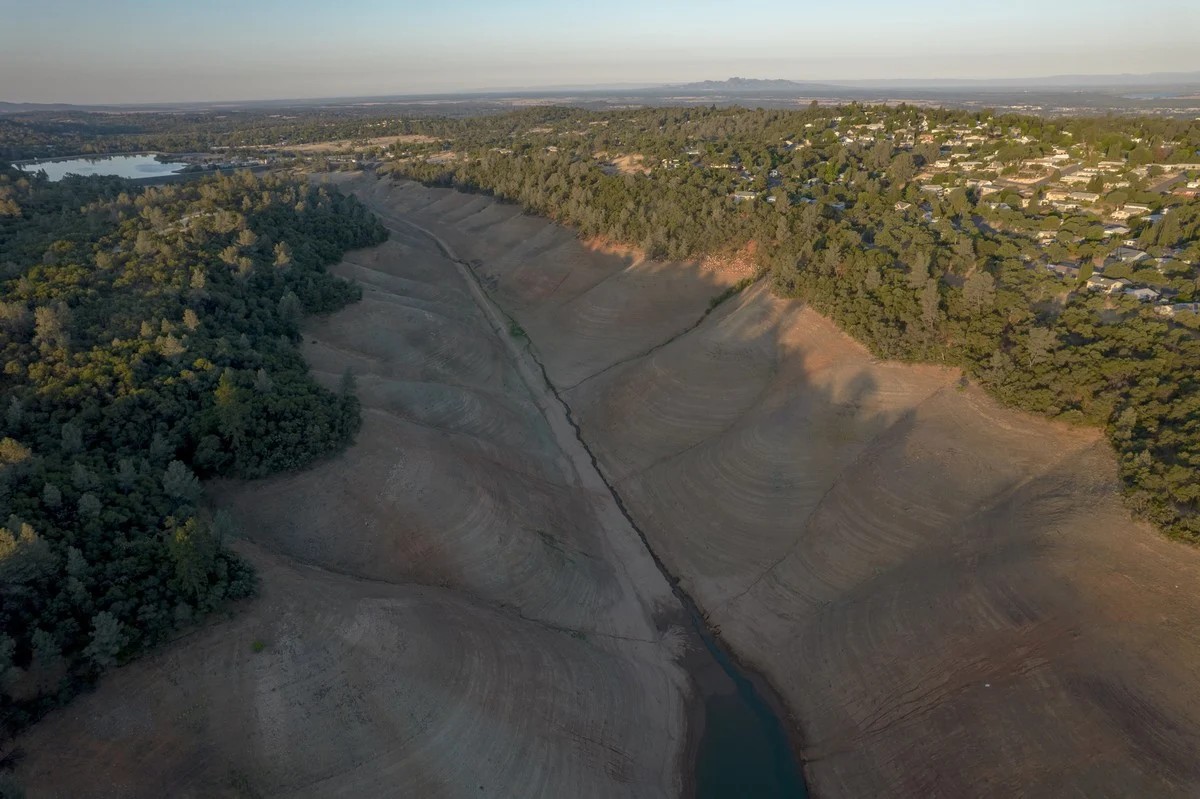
[12,171,1200,796]
[9,176,697,798]
[353,175,1200,796]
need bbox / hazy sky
[2,0,1198,103]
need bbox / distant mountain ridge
[5,71,1200,112]
[0,101,98,113]
[666,77,840,92]
[666,72,1200,93]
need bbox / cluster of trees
[0,165,386,735]
[0,105,506,162]
[384,104,1200,541]
[767,209,1200,542]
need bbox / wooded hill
[0,166,386,736]
[384,104,1200,542]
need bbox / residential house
[1114,247,1149,262]
[1109,207,1140,221]
[1046,263,1081,280]
[1087,275,1131,294]
[1125,287,1160,302]
[1156,302,1200,318]
[732,191,759,202]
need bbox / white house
[1156,302,1200,317]
[1125,287,1160,302]
[1087,275,1131,294]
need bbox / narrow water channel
[372,193,809,798]
[689,616,808,798]
[541,319,809,798]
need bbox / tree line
[0,165,386,738]
[383,104,1200,542]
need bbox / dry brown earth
[343,174,1200,798]
[282,134,438,154]
[13,180,692,798]
[17,171,1200,798]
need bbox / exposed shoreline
[15,169,1200,797]
[380,203,810,796]
[364,172,1200,796]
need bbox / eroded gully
[366,195,809,799]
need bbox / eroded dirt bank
[13,186,694,798]
[344,174,1200,797]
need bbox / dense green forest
[383,105,1200,541]
[0,106,506,162]
[0,165,386,736]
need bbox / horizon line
[4,68,1200,109]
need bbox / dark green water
[691,620,808,799]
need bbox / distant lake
[16,154,188,182]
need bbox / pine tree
[274,241,293,268]
[116,458,138,491]
[84,612,125,669]
[963,270,996,311]
[170,518,216,600]
[214,369,246,447]
[278,290,303,327]
[77,493,101,519]
[60,421,83,454]
[5,397,22,432]
[162,460,201,505]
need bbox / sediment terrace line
[240,537,659,645]
[370,203,809,788]
[560,276,762,393]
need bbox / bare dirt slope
[358,175,1200,798]
[346,174,743,389]
[15,545,684,799]
[14,187,690,798]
